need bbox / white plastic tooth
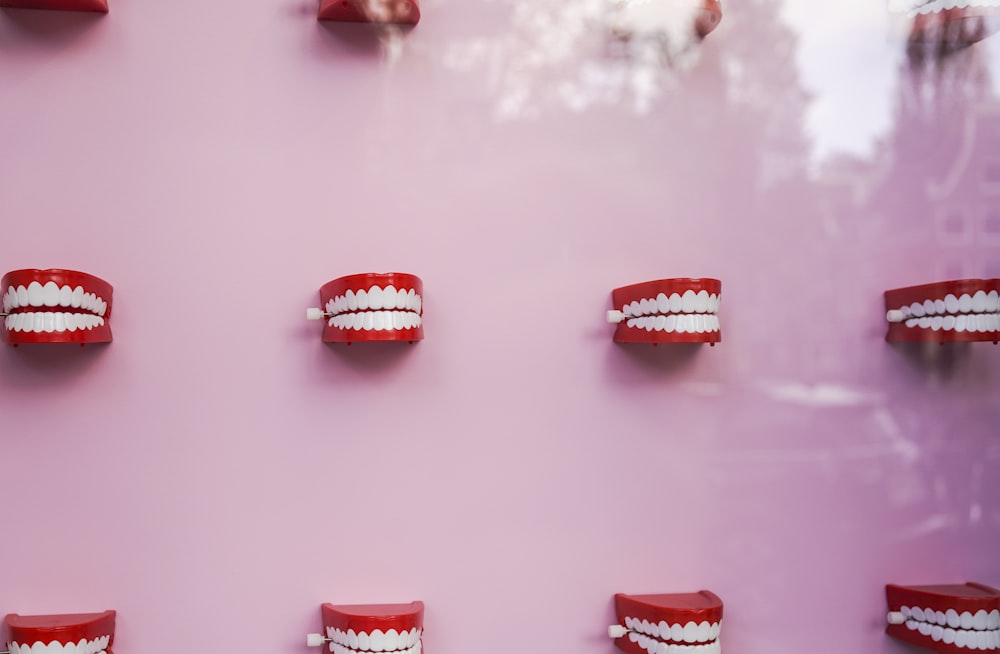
[368,286,384,310]
[627,318,637,329]
[946,609,963,628]
[398,628,410,649]
[695,289,710,313]
[640,299,652,315]
[75,639,87,654]
[352,314,364,330]
[54,313,67,332]
[959,294,973,312]
[383,629,398,651]
[906,620,919,631]
[695,314,707,333]
[369,629,384,652]
[658,621,670,638]
[931,316,944,330]
[708,293,720,313]
[932,625,944,642]
[670,624,684,642]
[943,315,957,330]
[644,316,655,332]
[32,312,44,332]
[987,290,1000,312]
[413,294,422,314]
[936,610,947,626]
[348,630,359,650]
[630,300,641,316]
[42,281,59,307]
[372,311,385,331]
[664,314,677,332]
[919,622,932,636]
[710,622,721,639]
[356,289,369,310]
[681,290,697,313]
[69,285,82,308]
[977,631,988,650]
[977,315,989,332]
[625,617,636,630]
[392,311,404,330]
[944,628,956,644]
[956,630,969,648]
[961,612,975,629]
[923,299,935,315]
[656,293,669,313]
[17,285,29,306]
[345,289,357,311]
[623,304,633,318]
[918,317,931,329]
[59,284,73,307]
[910,301,926,317]
[905,318,919,328]
[381,285,397,310]
[411,628,420,644]
[973,290,988,312]
[695,621,712,642]
[683,621,699,643]
[361,312,373,330]
[989,609,1000,629]
[935,298,946,314]
[955,315,968,332]
[668,293,681,313]
[326,299,335,314]
[913,608,926,621]
[4,315,11,330]
[27,281,44,306]
[654,315,666,331]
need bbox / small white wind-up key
[607,310,626,324]
[887,612,907,625]
[608,624,629,638]
[306,633,330,647]
[886,310,907,323]
[306,308,329,321]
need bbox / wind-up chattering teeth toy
[610,0,723,40]
[901,0,1000,51]
[607,278,721,345]
[318,0,419,25]
[2,269,113,345]
[885,582,1000,653]
[884,279,999,344]
[0,0,107,12]
[4,611,116,654]
[307,272,423,344]
[608,591,723,654]
[306,602,424,654]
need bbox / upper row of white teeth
[3,282,107,316]
[900,607,1000,630]
[911,0,1000,16]
[5,313,106,333]
[8,636,111,654]
[326,287,421,315]
[628,633,721,654]
[325,627,421,652]
[621,291,720,317]
[892,290,1000,318]
[904,621,1000,649]
[624,617,721,643]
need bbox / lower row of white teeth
[629,633,720,654]
[5,312,106,333]
[8,636,111,654]
[905,622,1000,649]
[329,311,422,331]
[325,627,422,653]
[913,0,1000,15]
[625,314,721,333]
[328,643,420,654]
[903,313,1000,332]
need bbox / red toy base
[320,602,424,653]
[884,279,999,344]
[610,278,721,344]
[2,269,113,345]
[316,272,423,344]
[6,611,116,654]
[0,0,107,12]
[611,591,723,654]
[885,583,1000,654]
[318,0,419,25]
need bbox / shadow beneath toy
[0,341,109,386]
[0,7,104,50]
[605,341,707,382]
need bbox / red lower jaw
[317,272,424,344]
[883,279,1000,344]
[2,269,114,345]
[6,611,116,652]
[886,583,1000,654]
[317,0,419,25]
[0,0,107,11]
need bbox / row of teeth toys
[2,270,1000,346]
[6,584,997,654]
[4,0,1000,55]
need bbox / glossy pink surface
[0,2,997,654]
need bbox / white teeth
[922,299,935,315]
[972,290,988,313]
[369,629,384,652]
[640,299,652,315]
[42,281,60,307]
[708,293,720,313]
[16,285,29,306]
[71,286,83,308]
[987,291,999,312]
[630,300,641,316]
[918,622,932,636]
[28,281,45,306]
[348,630,359,650]
[382,285,398,310]
[357,631,370,651]
[681,290,697,313]
[934,299,946,314]
[959,293,973,313]
[990,610,1000,629]
[346,290,357,311]
[695,290,709,313]
[58,284,73,307]
[961,611,975,630]
[368,286,384,310]
[944,628,956,644]
[948,609,962,628]
[936,611,947,626]
[910,301,926,317]
[656,293,670,313]
[955,315,968,332]
[932,625,944,641]
[918,317,931,329]
[930,316,943,330]
[945,293,960,313]
[669,293,682,313]
[383,629,398,651]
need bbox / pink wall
[1,1,998,653]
